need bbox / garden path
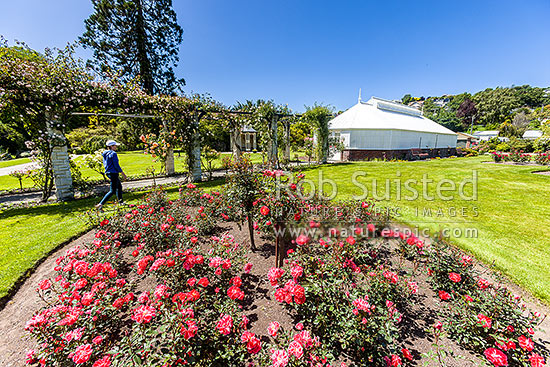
[0,162,38,176]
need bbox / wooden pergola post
[269,114,278,167]
[230,126,242,158]
[284,120,291,161]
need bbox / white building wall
[334,129,457,150]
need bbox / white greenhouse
[328,96,457,161]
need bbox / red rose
[477,314,492,329]
[268,321,280,337]
[478,278,490,289]
[260,206,270,216]
[38,279,51,290]
[227,286,244,301]
[92,355,110,367]
[438,290,451,301]
[247,336,261,354]
[449,272,461,283]
[519,335,534,351]
[131,305,156,324]
[288,340,303,359]
[529,353,545,367]
[198,277,209,287]
[484,348,508,366]
[402,348,413,361]
[295,234,309,246]
[390,354,402,367]
[72,344,93,364]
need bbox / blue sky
[1,0,549,112]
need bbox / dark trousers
[99,172,123,205]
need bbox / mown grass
[0,179,225,299]
[301,156,550,303]
[0,158,31,169]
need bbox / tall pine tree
[80,0,184,95]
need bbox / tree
[401,94,413,105]
[0,44,46,154]
[509,112,529,137]
[512,85,548,108]
[456,98,477,133]
[80,0,184,95]
[473,87,521,127]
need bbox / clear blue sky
[1,0,549,112]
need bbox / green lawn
[0,180,225,299]
[302,156,550,303]
[0,151,264,191]
[0,157,31,169]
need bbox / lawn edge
[391,217,550,308]
[0,227,93,312]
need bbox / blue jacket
[102,150,123,174]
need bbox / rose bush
[24,173,548,367]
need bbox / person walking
[96,140,127,209]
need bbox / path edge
[0,227,93,311]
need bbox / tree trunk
[134,0,154,94]
[274,223,286,267]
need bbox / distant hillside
[400,85,550,136]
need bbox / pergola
[47,108,304,201]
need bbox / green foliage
[495,142,510,152]
[425,241,542,367]
[508,137,534,153]
[302,104,333,164]
[80,0,184,94]
[8,169,26,190]
[235,100,291,166]
[289,120,313,150]
[200,116,230,152]
[404,86,549,131]
[474,87,521,127]
[69,157,94,193]
[76,151,107,181]
[200,146,221,181]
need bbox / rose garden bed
[0,162,548,367]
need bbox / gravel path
[0,171,226,206]
[0,163,38,176]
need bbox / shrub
[492,152,504,163]
[271,236,416,364]
[495,142,510,152]
[534,152,550,165]
[509,150,530,163]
